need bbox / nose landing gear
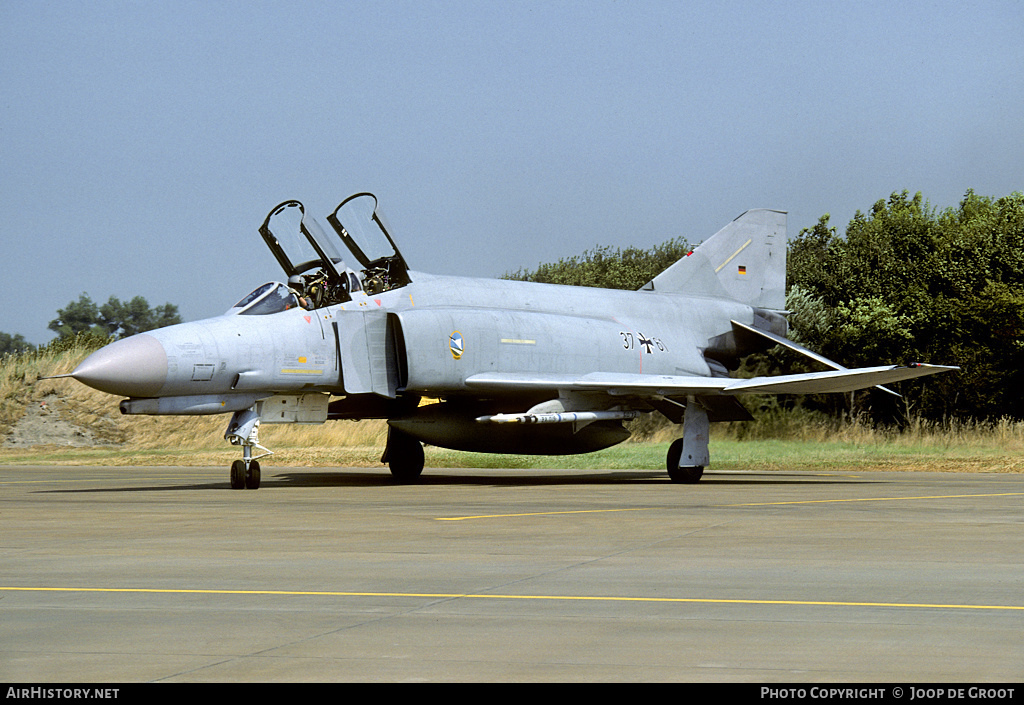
[381,427,425,482]
[225,408,273,490]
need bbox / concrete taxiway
[1,464,1022,682]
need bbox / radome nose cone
[71,334,168,397]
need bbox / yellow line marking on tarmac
[436,508,655,521]
[2,586,1021,612]
[723,492,1024,507]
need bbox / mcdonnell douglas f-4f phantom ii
[61,193,956,489]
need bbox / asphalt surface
[1,464,1022,682]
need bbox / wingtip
[908,363,960,371]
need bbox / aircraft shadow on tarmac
[38,469,875,493]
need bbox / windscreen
[232,282,276,309]
[231,283,301,315]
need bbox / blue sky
[3,0,1022,344]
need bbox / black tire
[666,439,703,483]
[245,460,261,490]
[668,465,704,483]
[230,460,246,489]
[387,431,424,483]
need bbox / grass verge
[3,437,1021,474]
[2,338,1022,473]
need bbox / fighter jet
[60,193,956,489]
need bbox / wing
[466,364,957,400]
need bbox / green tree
[0,332,35,355]
[505,237,693,290]
[49,293,182,341]
[787,190,1024,421]
[48,293,105,339]
[787,213,843,299]
[98,296,181,338]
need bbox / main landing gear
[225,409,272,490]
[381,427,424,483]
[667,400,709,484]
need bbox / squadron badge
[449,331,464,360]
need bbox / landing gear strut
[225,408,272,490]
[382,426,424,482]
[667,399,708,483]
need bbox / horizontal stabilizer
[730,319,900,396]
[724,364,959,395]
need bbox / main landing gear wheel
[666,438,704,484]
[384,429,425,483]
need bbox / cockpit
[258,193,411,309]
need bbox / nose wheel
[225,409,272,490]
[230,458,261,489]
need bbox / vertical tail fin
[641,209,787,310]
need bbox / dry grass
[723,411,1024,451]
[3,338,1023,472]
[1,343,83,435]
[633,401,1024,451]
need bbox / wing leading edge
[465,364,957,398]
